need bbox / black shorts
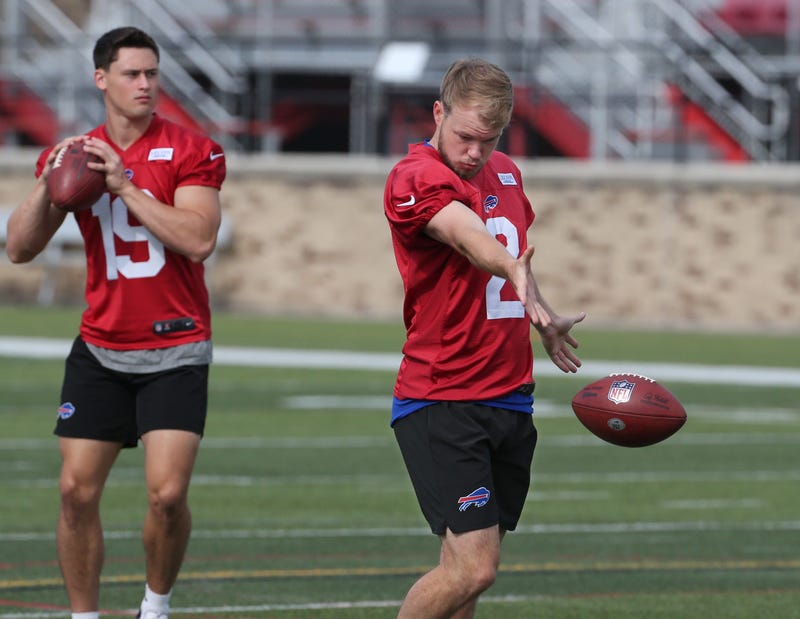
[55,337,208,448]
[394,401,537,535]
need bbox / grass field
[1,305,799,618]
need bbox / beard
[437,143,480,180]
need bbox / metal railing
[0,0,794,160]
[516,0,790,160]
[1,0,244,148]
[646,0,789,159]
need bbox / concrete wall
[2,150,799,332]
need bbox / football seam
[571,403,686,420]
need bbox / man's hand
[538,312,586,373]
[83,136,130,194]
[510,246,551,328]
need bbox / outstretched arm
[426,200,586,372]
[425,200,553,327]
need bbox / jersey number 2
[92,194,166,280]
[485,216,525,320]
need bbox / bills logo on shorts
[458,486,491,512]
[57,402,76,420]
[608,379,635,404]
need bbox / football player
[384,58,585,618]
[6,27,225,619]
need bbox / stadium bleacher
[0,0,797,161]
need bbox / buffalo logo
[608,379,635,404]
[57,402,76,420]
[483,195,498,213]
[458,486,491,512]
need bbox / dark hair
[93,27,160,70]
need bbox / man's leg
[397,525,501,619]
[57,438,122,612]
[140,429,200,595]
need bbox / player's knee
[147,483,189,520]
[59,476,102,522]
[466,561,498,594]
[449,556,497,598]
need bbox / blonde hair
[439,58,513,130]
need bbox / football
[46,143,105,212]
[571,373,686,447]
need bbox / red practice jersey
[36,115,226,350]
[384,142,535,401]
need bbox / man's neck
[104,113,154,150]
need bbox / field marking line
[3,557,800,593]
[661,498,764,509]
[4,467,800,492]
[4,519,800,543]
[2,587,799,619]
[3,428,800,453]
[1,336,800,387]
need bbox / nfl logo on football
[608,379,635,404]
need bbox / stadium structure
[1,0,799,161]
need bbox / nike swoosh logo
[210,152,225,161]
[397,195,416,207]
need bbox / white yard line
[0,595,543,619]
[3,519,800,544]
[1,336,800,387]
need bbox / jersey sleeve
[176,136,226,190]
[385,156,480,244]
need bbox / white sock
[72,614,99,619]
[141,583,172,611]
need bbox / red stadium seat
[0,79,59,146]
[716,0,787,36]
